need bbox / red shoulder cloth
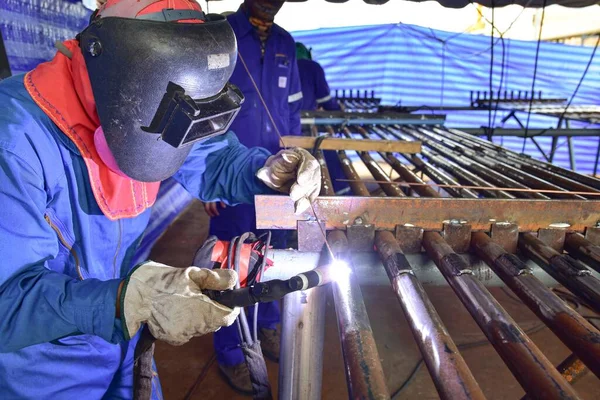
[25,40,160,220]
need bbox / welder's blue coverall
[0,75,272,399]
[208,10,303,367]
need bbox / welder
[0,0,320,399]
[296,41,347,193]
[296,42,341,112]
[203,0,303,393]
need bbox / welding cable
[522,0,547,152]
[227,236,245,341]
[235,232,254,345]
[390,322,548,399]
[253,231,272,341]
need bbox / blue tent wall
[293,23,600,174]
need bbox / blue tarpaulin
[293,23,600,174]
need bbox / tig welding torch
[203,269,326,308]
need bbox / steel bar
[337,151,371,197]
[568,137,577,171]
[386,126,516,199]
[457,128,600,137]
[412,126,582,200]
[521,354,590,400]
[354,151,405,198]
[382,153,441,198]
[279,285,327,400]
[280,135,421,153]
[375,231,485,400]
[341,139,484,399]
[443,127,600,190]
[565,233,600,273]
[328,230,390,400]
[368,126,478,198]
[315,150,335,197]
[594,138,600,177]
[519,233,600,313]
[471,231,600,379]
[255,196,600,232]
[278,148,332,399]
[422,231,582,400]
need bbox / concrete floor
[150,200,600,399]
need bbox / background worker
[0,0,320,398]
[203,0,303,394]
[296,41,348,193]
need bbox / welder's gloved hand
[120,261,239,346]
[256,147,321,214]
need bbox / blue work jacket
[208,11,302,242]
[0,75,271,398]
[298,58,339,111]
[226,9,303,155]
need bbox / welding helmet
[79,0,243,182]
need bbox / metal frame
[269,121,600,399]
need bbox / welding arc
[336,178,600,197]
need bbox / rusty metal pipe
[422,231,582,399]
[315,150,335,196]
[565,233,600,274]
[439,127,600,190]
[406,154,479,199]
[327,230,390,400]
[519,233,600,313]
[367,126,478,198]
[382,153,441,198]
[386,126,515,199]
[375,231,485,400]
[521,354,590,400]
[407,126,573,200]
[471,231,600,379]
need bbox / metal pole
[519,232,600,313]
[521,354,589,400]
[328,230,390,400]
[279,287,327,400]
[341,144,485,399]
[593,137,600,177]
[278,147,333,400]
[568,137,577,171]
[422,231,581,400]
[375,231,486,400]
[471,231,600,379]
[564,233,600,274]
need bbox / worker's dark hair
[296,42,312,60]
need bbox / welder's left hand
[256,147,321,214]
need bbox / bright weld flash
[327,259,352,283]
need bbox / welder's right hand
[119,261,239,345]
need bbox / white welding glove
[121,262,239,346]
[256,147,321,214]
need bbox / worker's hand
[256,147,321,214]
[120,262,239,346]
[203,201,226,217]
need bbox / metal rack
[257,119,600,400]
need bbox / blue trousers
[0,328,163,399]
[209,203,282,366]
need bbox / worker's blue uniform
[209,9,303,367]
[298,58,340,112]
[296,58,347,193]
[0,74,272,399]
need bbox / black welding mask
[79,10,243,182]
